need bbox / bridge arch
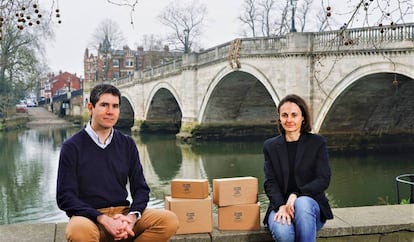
[315,61,414,134]
[116,95,135,128]
[144,82,183,133]
[112,23,414,143]
[198,63,280,125]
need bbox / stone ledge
[0,204,412,242]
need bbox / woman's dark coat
[263,132,333,225]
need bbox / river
[0,126,412,225]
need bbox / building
[83,35,182,84]
[48,71,81,96]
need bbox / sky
[45,0,242,76]
[44,0,412,77]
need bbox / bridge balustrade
[238,36,287,54]
[113,23,413,87]
[141,59,182,80]
[197,43,231,65]
[314,23,414,49]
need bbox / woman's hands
[273,193,298,225]
[97,213,137,240]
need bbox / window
[125,59,134,67]
[112,59,119,67]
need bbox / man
[57,84,178,242]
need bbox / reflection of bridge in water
[134,136,267,202]
[113,23,414,143]
[135,137,209,199]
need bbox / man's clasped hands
[97,213,138,240]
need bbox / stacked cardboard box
[165,179,213,234]
[213,176,260,231]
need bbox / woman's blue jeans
[267,196,325,242]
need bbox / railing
[52,89,83,102]
[395,174,414,204]
[314,22,414,48]
[113,23,414,86]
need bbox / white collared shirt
[85,121,114,149]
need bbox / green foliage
[377,196,411,205]
[0,1,54,117]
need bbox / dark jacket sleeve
[56,134,101,222]
[263,136,287,211]
[263,136,286,212]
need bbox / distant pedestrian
[56,83,179,242]
[262,94,333,242]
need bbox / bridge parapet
[313,23,414,50]
[112,23,414,142]
[113,23,413,87]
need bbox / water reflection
[0,128,77,225]
[0,128,412,225]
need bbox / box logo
[233,211,243,222]
[186,212,195,223]
[232,186,241,197]
[182,183,191,193]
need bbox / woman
[263,94,333,242]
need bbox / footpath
[25,107,75,128]
[0,204,412,242]
[1,106,76,131]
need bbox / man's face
[88,93,120,131]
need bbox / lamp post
[80,75,83,90]
[183,28,189,53]
[290,0,297,32]
[66,78,71,99]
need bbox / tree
[0,0,55,116]
[238,0,413,36]
[239,0,259,37]
[158,0,207,52]
[323,0,413,31]
[106,0,139,25]
[89,19,126,51]
[239,0,296,37]
[88,19,126,82]
[138,34,165,51]
[296,0,314,32]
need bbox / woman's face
[279,101,304,135]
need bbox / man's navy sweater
[56,129,150,222]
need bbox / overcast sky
[45,0,243,76]
[44,0,411,77]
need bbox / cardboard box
[213,176,258,206]
[165,196,213,234]
[171,179,209,199]
[218,203,261,231]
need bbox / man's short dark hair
[89,84,121,107]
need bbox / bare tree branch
[89,19,126,51]
[106,0,139,25]
[158,0,207,52]
[239,0,259,37]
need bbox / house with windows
[84,35,182,84]
[48,71,81,96]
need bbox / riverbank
[0,107,77,131]
[0,113,28,131]
[0,204,412,242]
[25,107,76,128]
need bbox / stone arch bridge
[110,23,413,147]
